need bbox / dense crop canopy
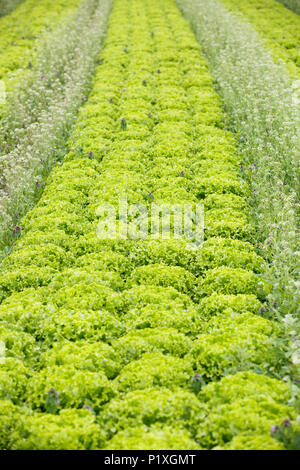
[0,0,298,451]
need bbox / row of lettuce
[0,0,82,89]
[0,0,24,17]
[0,0,112,260]
[0,0,295,450]
[220,0,300,78]
[277,0,300,15]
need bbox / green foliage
[0,0,112,259]
[105,425,201,450]
[46,281,119,311]
[112,328,192,367]
[99,388,206,441]
[277,0,300,15]
[123,304,199,336]
[0,280,126,344]
[220,0,300,75]
[0,266,57,302]
[0,358,31,403]
[35,309,125,346]
[26,365,115,412]
[272,419,300,450]
[125,239,204,274]
[198,238,263,273]
[197,267,260,298]
[75,252,131,275]
[198,292,262,319]
[197,371,295,448]
[215,433,285,450]
[128,264,196,294]
[120,285,194,313]
[195,172,249,199]
[0,325,39,367]
[115,353,194,392]
[0,1,24,17]
[177,0,300,404]
[189,313,276,380]
[205,208,254,240]
[0,401,31,450]
[0,0,292,451]
[12,409,102,450]
[40,340,118,378]
[1,243,74,271]
[0,0,81,82]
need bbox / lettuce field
[0,0,299,451]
